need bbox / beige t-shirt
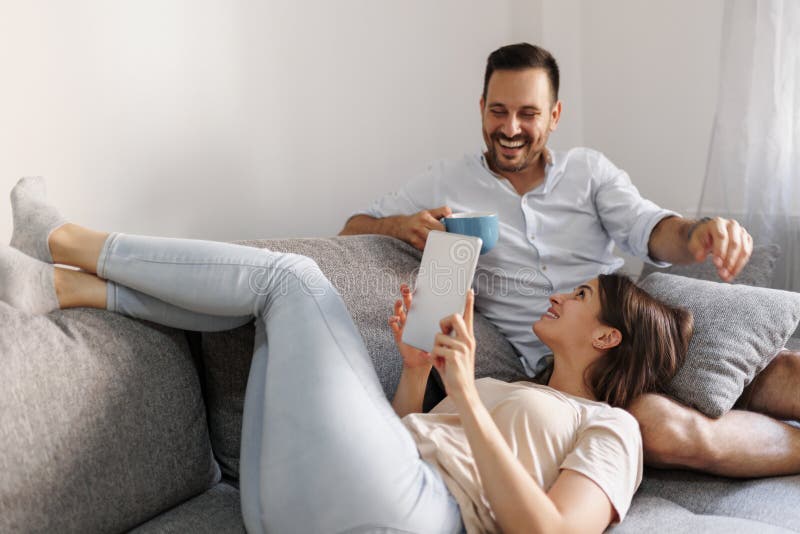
[402,378,643,533]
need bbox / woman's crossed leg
[2,178,463,534]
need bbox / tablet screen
[402,231,482,352]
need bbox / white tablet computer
[402,231,482,353]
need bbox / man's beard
[486,133,535,173]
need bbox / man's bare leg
[628,393,800,478]
[743,350,800,421]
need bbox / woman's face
[533,278,607,352]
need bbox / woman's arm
[391,366,430,418]
[432,292,615,534]
[389,284,434,417]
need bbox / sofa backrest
[200,235,528,481]
[0,305,220,533]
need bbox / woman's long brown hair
[585,274,694,408]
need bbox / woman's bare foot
[54,268,107,310]
[48,223,110,274]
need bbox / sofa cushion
[201,235,527,481]
[638,273,800,417]
[640,243,781,288]
[129,483,244,533]
[615,469,800,533]
[611,495,797,533]
[0,304,220,534]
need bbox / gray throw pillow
[640,243,781,288]
[638,272,800,417]
[0,305,220,533]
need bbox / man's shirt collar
[480,147,558,195]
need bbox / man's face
[480,68,560,174]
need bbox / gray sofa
[1,235,799,533]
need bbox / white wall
[540,0,585,151]
[537,0,724,274]
[538,0,724,215]
[582,0,723,214]
[1,1,723,245]
[0,1,515,241]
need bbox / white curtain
[699,0,800,292]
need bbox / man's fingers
[689,233,710,262]
[412,210,451,244]
[689,217,753,282]
[708,218,729,268]
[412,226,433,247]
[422,213,447,231]
[729,231,753,279]
[428,206,453,219]
[722,219,743,274]
[405,208,451,249]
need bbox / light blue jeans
[96,233,464,534]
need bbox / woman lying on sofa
[1,177,692,534]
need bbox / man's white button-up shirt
[355,148,678,374]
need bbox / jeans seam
[97,232,120,279]
[108,257,315,285]
[103,249,314,310]
[116,257,281,268]
[120,258,312,315]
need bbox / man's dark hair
[482,43,560,104]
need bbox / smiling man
[481,65,557,193]
[339,43,800,479]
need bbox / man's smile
[495,136,529,158]
[498,138,526,148]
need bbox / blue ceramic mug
[443,212,499,255]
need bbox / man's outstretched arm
[647,215,753,282]
[338,206,452,250]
